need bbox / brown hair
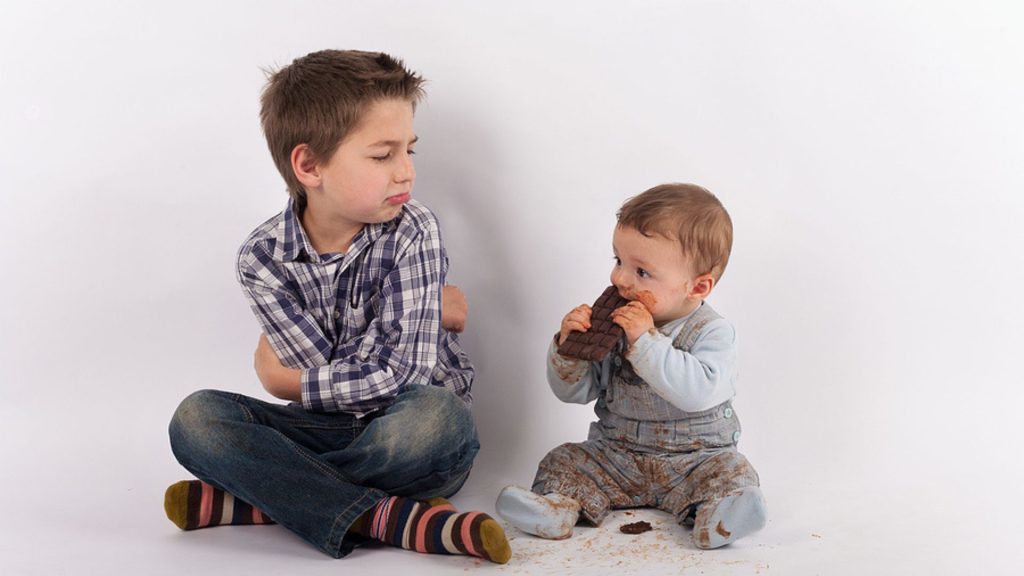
[617,183,733,281]
[259,50,426,209]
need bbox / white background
[2,1,1023,575]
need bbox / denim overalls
[533,303,760,525]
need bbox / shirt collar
[657,301,704,337]
[275,199,402,264]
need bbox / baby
[497,183,766,549]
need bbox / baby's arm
[546,305,600,404]
[624,319,737,412]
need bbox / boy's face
[308,98,418,227]
[610,225,706,325]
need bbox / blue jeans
[168,385,479,558]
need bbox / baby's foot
[693,486,767,549]
[495,485,580,540]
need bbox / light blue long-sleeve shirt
[546,304,738,413]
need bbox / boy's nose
[395,154,415,182]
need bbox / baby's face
[609,225,701,325]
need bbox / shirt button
[333,310,340,319]
[724,407,734,419]
[732,430,741,442]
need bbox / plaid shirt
[236,199,474,417]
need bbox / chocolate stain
[620,521,653,534]
[634,290,658,310]
[551,351,588,383]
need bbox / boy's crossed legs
[496,438,765,549]
[167,385,509,563]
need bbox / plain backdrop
[2,1,1023,575]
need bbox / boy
[496,184,767,549]
[165,50,510,564]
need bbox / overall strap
[671,302,723,352]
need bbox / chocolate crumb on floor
[619,521,653,534]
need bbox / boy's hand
[558,304,593,346]
[255,334,302,401]
[611,301,654,345]
[441,284,468,333]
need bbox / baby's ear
[689,274,715,300]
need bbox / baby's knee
[537,443,585,472]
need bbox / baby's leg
[497,440,642,539]
[693,486,767,549]
[495,485,581,540]
[667,450,765,549]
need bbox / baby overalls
[532,303,760,526]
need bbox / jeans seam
[278,430,356,485]
[326,491,382,555]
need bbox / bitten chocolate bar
[557,285,630,361]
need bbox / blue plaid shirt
[236,199,474,417]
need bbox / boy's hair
[260,50,426,209]
[617,183,733,282]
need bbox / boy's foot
[164,480,275,530]
[495,485,581,540]
[353,496,511,564]
[693,486,767,549]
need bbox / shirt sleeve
[624,319,737,412]
[237,246,333,369]
[546,336,601,405]
[300,225,445,415]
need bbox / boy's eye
[613,256,621,266]
[637,268,650,278]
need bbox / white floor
[4,415,1019,576]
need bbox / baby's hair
[259,50,426,210]
[617,183,733,282]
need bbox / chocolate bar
[556,285,630,361]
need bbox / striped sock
[357,496,511,564]
[164,480,274,530]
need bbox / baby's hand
[611,301,654,345]
[558,304,593,346]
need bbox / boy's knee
[397,385,477,448]
[168,390,233,457]
[377,386,478,470]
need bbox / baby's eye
[637,268,650,278]
[613,256,622,266]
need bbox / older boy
[165,50,509,563]
[496,184,766,549]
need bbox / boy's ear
[291,144,321,189]
[689,274,715,300]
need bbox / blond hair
[259,50,425,210]
[617,183,733,281]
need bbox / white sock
[495,485,581,540]
[693,486,767,549]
